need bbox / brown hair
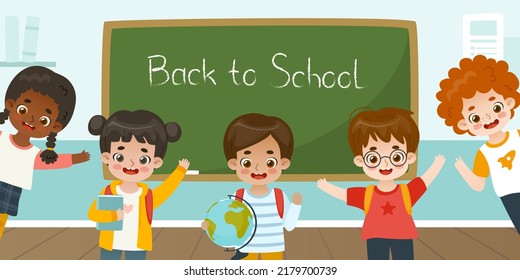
[436,55,520,135]
[347,107,419,156]
[223,113,294,160]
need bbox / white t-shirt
[0,132,39,190]
[112,186,142,251]
[473,130,520,197]
[0,132,73,190]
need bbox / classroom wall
[1,0,519,222]
[1,0,520,140]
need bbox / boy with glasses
[316,107,445,260]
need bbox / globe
[204,197,256,249]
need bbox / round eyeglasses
[362,149,407,168]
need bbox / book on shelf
[5,16,19,63]
[22,16,40,63]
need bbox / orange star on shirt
[381,201,396,215]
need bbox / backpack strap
[363,184,412,215]
[399,184,412,215]
[274,188,284,219]
[235,188,245,202]
[363,185,375,215]
[235,188,284,219]
[145,189,153,224]
[104,185,112,195]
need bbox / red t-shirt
[346,177,427,240]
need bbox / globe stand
[224,247,247,260]
[230,249,249,260]
[226,194,258,260]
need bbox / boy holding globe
[202,113,302,260]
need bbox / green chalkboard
[102,19,418,181]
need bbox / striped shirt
[237,188,301,253]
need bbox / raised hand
[317,178,329,189]
[454,156,486,192]
[316,178,347,202]
[433,154,446,169]
[292,192,303,205]
[179,158,190,169]
[420,154,446,188]
[454,156,467,171]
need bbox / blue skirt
[0,181,22,216]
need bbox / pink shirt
[34,150,73,169]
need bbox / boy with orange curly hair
[436,55,520,233]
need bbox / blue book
[96,195,123,231]
[22,16,39,63]
[5,16,19,63]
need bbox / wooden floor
[1,227,519,260]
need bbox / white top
[237,188,301,253]
[476,130,520,197]
[112,186,143,251]
[0,132,40,190]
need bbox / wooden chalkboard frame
[102,18,418,181]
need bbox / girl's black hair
[88,110,181,158]
[0,66,76,164]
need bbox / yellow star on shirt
[498,150,516,170]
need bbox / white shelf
[0,61,56,67]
